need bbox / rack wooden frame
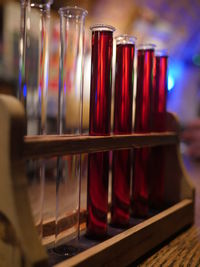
[0,95,195,267]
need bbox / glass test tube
[132,44,155,217]
[55,6,87,253]
[149,50,168,208]
[87,24,115,238]
[152,50,168,131]
[19,0,52,135]
[19,0,53,238]
[111,35,136,227]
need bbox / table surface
[138,156,200,266]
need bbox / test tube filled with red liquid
[149,50,168,208]
[111,35,136,227]
[87,24,115,238]
[152,50,168,131]
[132,44,155,217]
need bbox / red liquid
[152,55,168,131]
[150,55,168,208]
[87,152,109,236]
[112,43,135,226]
[132,148,150,216]
[134,49,154,132]
[132,49,154,217]
[112,150,131,226]
[87,30,113,237]
[89,30,113,135]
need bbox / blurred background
[0,0,200,127]
[1,0,200,247]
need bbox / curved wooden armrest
[0,95,48,267]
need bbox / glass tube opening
[137,43,156,51]
[155,49,168,57]
[90,24,115,32]
[21,0,53,11]
[29,0,53,8]
[59,6,88,19]
[115,34,136,45]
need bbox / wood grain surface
[138,156,200,267]
[24,132,178,159]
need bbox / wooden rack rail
[24,132,178,159]
[0,95,195,267]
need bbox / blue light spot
[23,84,27,97]
[167,60,184,92]
[39,86,41,98]
[168,75,175,91]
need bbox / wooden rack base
[0,95,195,267]
[55,199,194,267]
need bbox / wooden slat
[24,132,178,159]
[55,199,194,267]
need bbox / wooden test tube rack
[0,95,195,267]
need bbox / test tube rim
[115,34,137,45]
[155,49,169,57]
[90,24,116,32]
[137,43,156,51]
[59,6,88,18]
[27,0,53,8]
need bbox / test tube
[55,6,87,254]
[19,0,53,135]
[111,35,136,227]
[152,50,168,131]
[149,50,168,208]
[19,0,53,238]
[132,44,155,217]
[87,24,115,238]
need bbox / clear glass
[58,6,88,134]
[19,0,53,135]
[19,0,53,239]
[55,6,87,255]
